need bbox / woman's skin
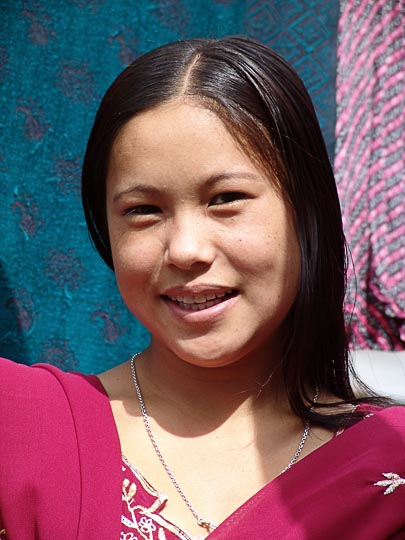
[99,99,335,539]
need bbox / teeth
[167,290,234,308]
[195,294,208,304]
[186,300,218,311]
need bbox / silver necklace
[279,386,318,474]
[130,354,318,532]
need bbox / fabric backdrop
[0,0,338,373]
[334,0,405,350]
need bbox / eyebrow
[205,172,262,186]
[112,172,263,203]
[113,184,161,203]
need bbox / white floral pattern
[121,455,191,540]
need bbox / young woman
[1,36,404,540]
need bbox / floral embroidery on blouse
[121,455,192,540]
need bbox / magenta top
[1,358,405,539]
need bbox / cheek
[242,217,300,291]
[111,233,162,286]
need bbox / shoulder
[0,357,112,456]
[359,403,405,424]
[0,356,102,393]
[343,405,405,472]
[0,356,106,410]
[350,403,405,439]
[369,404,405,437]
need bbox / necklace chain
[130,354,318,532]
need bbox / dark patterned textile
[0,0,338,372]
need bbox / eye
[209,192,249,206]
[125,204,162,216]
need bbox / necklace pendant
[197,517,217,531]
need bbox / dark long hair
[82,36,365,427]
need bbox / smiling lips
[165,290,237,311]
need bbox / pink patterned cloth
[334,0,405,349]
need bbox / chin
[169,342,247,369]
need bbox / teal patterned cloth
[0,0,338,373]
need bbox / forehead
[111,99,230,155]
[106,98,286,208]
[107,100,258,179]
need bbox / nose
[165,213,215,270]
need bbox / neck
[134,342,291,436]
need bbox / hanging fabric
[334,0,405,349]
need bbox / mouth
[163,289,238,311]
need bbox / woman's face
[106,100,300,367]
